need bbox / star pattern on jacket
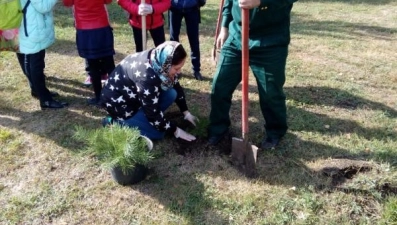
[100,50,189,133]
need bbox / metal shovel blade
[231,137,258,178]
[230,8,258,178]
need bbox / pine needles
[73,124,154,174]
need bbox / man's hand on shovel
[212,29,228,65]
[238,0,260,9]
[211,0,225,64]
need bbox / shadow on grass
[0,75,107,151]
[134,167,228,224]
[286,86,397,118]
[291,18,396,41]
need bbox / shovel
[211,0,225,64]
[231,8,258,178]
[141,0,147,51]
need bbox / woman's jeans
[118,88,177,140]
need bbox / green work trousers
[209,39,288,139]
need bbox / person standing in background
[118,0,170,52]
[17,0,69,109]
[169,0,205,81]
[63,0,116,106]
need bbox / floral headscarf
[150,41,181,90]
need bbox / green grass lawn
[1,0,396,224]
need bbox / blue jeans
[118,88,177,140]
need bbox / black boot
[193,71,203,81]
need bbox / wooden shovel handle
[211,0,225,63]
[141,0,147,50]
[242,8,249,138]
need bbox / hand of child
[138,3,153,16]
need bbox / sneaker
[83,76,92,87]
[193,71,203,81]
[208,129,229,146]
[102,116,113,127]
[261,137,281,150]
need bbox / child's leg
[150,26,166,47]
[83,59,92,86]
[98,56,114,84]
[132,26,144,52]
[103,55,115,76]
[86,58,102,104]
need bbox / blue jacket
[18,0,57,54]
[171,0,198,9]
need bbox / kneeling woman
[100,41,198,141]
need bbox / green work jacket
[221,0,298,49]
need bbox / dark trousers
[169,7,201,72]
[132,25,165,52]
[16,50,52,102]
[209,40,288,139]
[86,56,115,99]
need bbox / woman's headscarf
[150,41,181,90]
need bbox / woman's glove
[174,127,196,141]
[138,3,153,16]
[183,111,199,126]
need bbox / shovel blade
[231,137,258,178]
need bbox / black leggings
[86,56,115,99]
[132,25,165,52]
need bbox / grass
[0,0,396,224]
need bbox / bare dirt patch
[311,158,397,196]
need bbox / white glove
[174,127,196,141]
[138,3,153,16]
[183,111,199,126]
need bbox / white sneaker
[101,74,108,84]
[83,76,92,86]
[83,75,108,86]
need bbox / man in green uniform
[208,0,297,149]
